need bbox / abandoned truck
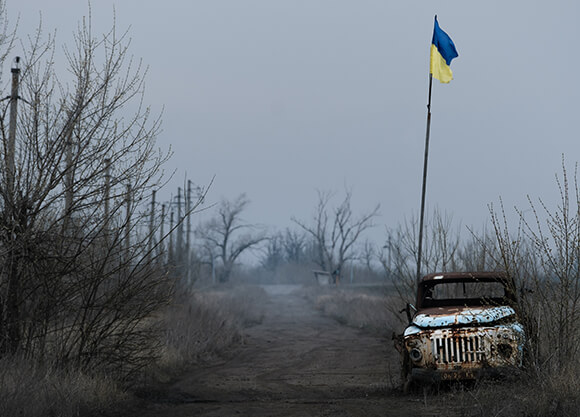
[396,272,525,388]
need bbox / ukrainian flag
[430,16,458,83]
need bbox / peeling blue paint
[412,306,516,328]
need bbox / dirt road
[134,285,430,417]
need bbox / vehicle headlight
[498,343,513,359]
[409,348,423,362]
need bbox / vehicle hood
[412,305,517,328]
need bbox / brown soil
[131,285,447,417]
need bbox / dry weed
[424,367,580,417]
[160,285,267,370]
[0,356,126,417]
[313,287,398,333]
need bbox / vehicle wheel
[403,374,415,394]
[400,351,419,394]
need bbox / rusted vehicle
[396,272,525,389]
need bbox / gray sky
[6,1,580,248]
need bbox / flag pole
[417,73,433,283]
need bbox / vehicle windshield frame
[416,273,516,309]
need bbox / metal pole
[416,73,433,283]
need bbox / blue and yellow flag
[430,16,458,83]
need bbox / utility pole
[186,181,192,253]
[176,187,183,266]
[160,203,166,264]
[387,235,392,278]
[148,190,156,262]
[63,92,82,230]
[169,208,174,266]
[6,57,19,199]
[103,158,111,247]
[63,125,76,234]
[4,57,21,354]
[64,130,74,218]
[125,183,132,261]
[186,180,192,284]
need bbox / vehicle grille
[432,334,485,364]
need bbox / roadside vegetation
[0,284,267,417]
[160,285,267,373]
[305,285,397,334]
[0,356,127,417]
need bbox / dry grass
[311,285,399,334]
[0,356,127,417]
[0,285,268,417]
[430,369,580,417]
[157,284,267,373]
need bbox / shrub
[490,158,580,374]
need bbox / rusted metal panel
[407,325,523,366]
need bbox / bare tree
[260,229,309,272]
[293,190,379,283]
[0,10,173,379]
[360,239,377,274]
[490,157,580,373]
[380,209,499,324]
[196,194,266,283]
[282,229,307,264]
[260,232,285,272]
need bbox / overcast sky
[6,1,580,248]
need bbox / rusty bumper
[411,365,521,383]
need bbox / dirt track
[134,285,434,417]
